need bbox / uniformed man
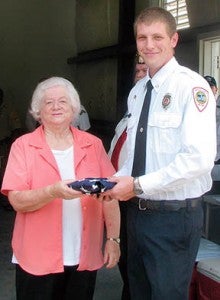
[103,7,216,300]
[108,57,147,300]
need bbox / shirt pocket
[148,112,182,153]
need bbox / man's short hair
[134,7,177,37]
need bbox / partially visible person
[133,55,148,84]
[204,75,218,99]
[108,56,147,300]
[204,75,220,194]
[1,77,120,300]
[72,104,91,131]
[0,88,22,150]
[0,88,22,210]
[103,7,216,300]
[204,75,220,111]
[25,110,39,131]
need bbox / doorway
[199,33,220,88]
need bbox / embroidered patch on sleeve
[193,87,209,112]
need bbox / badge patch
[193,87,209,112]
[162,93,171,110]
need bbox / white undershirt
[52,146,82,266]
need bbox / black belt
[215,159,220,165]
[130,197,202,211]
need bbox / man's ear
[171,32,179,48]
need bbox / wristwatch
[107,237,120,245]
[133,177,143,195]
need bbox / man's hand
[101,176,135,201]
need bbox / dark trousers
[118,201,131,300]
[16,264,97,300]
[127,201,203,300]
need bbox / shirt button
[140,127,144,132]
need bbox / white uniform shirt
[117,57,216,200]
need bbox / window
[162,0,190,30]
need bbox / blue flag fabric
[68,178,116,194]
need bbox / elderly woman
[1,77,120,300]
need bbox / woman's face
[40,85,74,128]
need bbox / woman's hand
[103,239,121,269]
[48,180,83,200]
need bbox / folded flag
[68,178,116,194]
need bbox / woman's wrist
[106,237,120,245]
[46,185,56,198]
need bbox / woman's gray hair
[29,77,81,122]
